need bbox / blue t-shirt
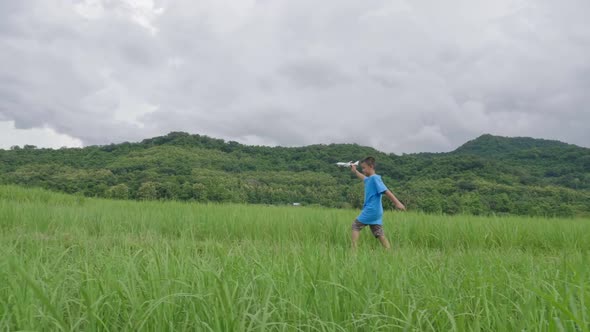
[357,174,388,225]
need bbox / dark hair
[361,156,375,168]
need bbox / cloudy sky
[1,0,588,153]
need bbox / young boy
[350,156,405,250]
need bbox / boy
[350,157,405,250]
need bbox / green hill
[1,132,589,217]
[453,134,577,156]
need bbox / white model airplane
[335,160,359,167]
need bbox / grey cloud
[143,105,309,147]
[0,0,163,145]
[0,0,589,153]
[278,59,351,89]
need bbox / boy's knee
[370,225,384,237]
[351,220,365,232]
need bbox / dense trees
[1,132,588,217]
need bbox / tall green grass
[1,185,589,331]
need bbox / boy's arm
[385,190,406,210]
[350,165,366,180]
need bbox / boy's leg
[351,220,365,249]
[371,225,391,249]
[377,236,391,249]
[351,230,361,249]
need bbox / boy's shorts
[351,220,384,237]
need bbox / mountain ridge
[1,131,588,217]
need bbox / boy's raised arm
[350,165,366,180]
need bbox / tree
[137,182,158,200]
[107,184,129,199]
[192,183,207,201]
[157,182,179,200]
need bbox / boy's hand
[395,202,406,211]
[351,164,366,180]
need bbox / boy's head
[360,156,376,176]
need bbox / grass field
[1,185,589,331]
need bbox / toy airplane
[336,160,359,167]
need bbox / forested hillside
[1,132,589,217]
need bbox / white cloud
[0,121,83,149]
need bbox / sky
[1,0,589,153]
